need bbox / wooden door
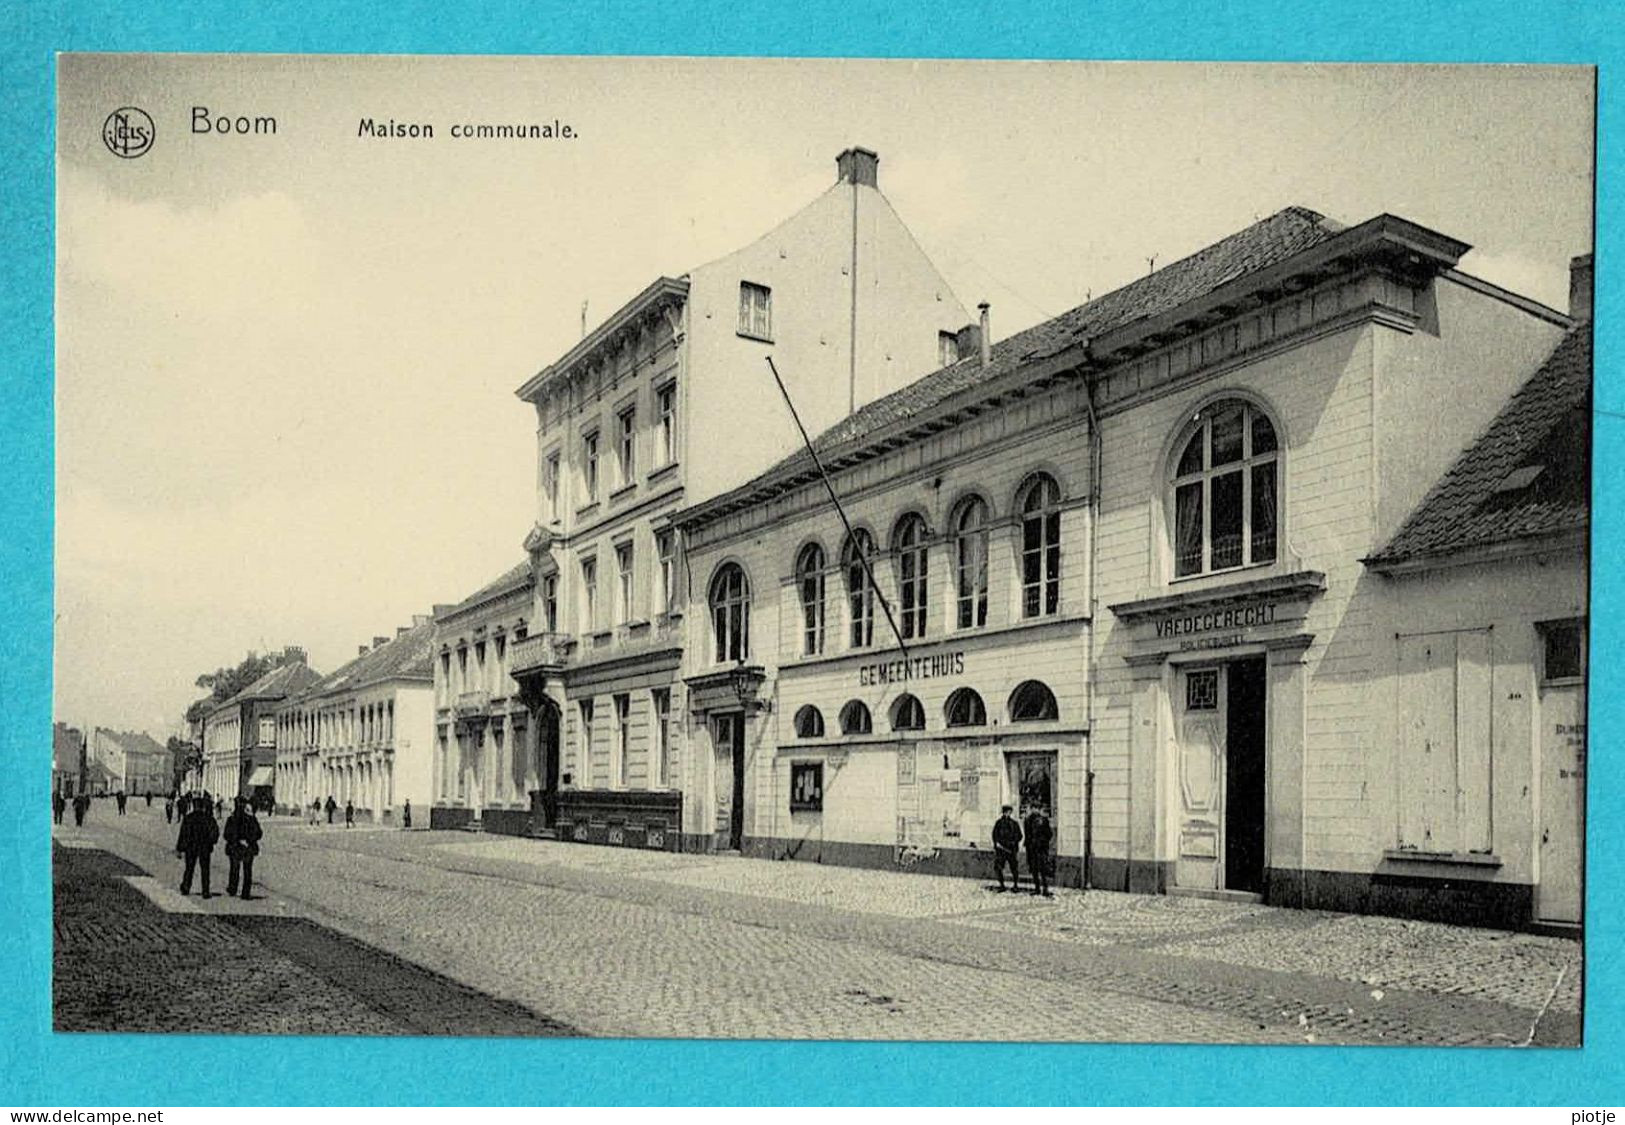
[1176,666,1225,890]
[1538,682,1585,923]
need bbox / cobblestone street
[54,803,1582,1045]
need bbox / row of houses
[54,722,171,796]
[186,148,1590,932]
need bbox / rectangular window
[614,693,631,789]
[656,383,677,467]
[652,688,671,788]
[617,406,636,487]
[582,431,599,502]
[616,542,635,625]
[581,557,598,631]
[578,699,594,783]
[1210,470,1245,571]
[738,281,772,340]
[656,530,676,616]
[790,762,824,812]
[1397,630,1493,854]
[938,330,960,368]
[494,635,507,694]
[1540,619,1586,683]
[543,574,558,633]
[544,452,560,521]
[1174,482,1203,578]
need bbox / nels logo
[102,107,155,159]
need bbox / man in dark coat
[325,796,337,824]
[72,794,88,827]
[115,790,127,815]
[1024,806,1055,898]
[223,796,263,900]
[164,795,174,824]
[52,792,66,825]
[176,795,220,897]
[344,799,354,828]
[991,805,1022,892]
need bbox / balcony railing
[508,632,573,677]
[454,690,491,718]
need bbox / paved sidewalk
[66,807,1583,1045]
[52,832,575,1037]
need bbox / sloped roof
[220,660,323,709]
[439,559,533,621]
[301,618,437,700]
[1369,325,1591,566]
[764,206,1341,476]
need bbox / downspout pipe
[1078,343,1102,891]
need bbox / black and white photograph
[52,55,1592,1048]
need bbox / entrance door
[713,713,746,850]
[1538,680,1585,924]
[1175,660,1267,892]
[537,703,561,829]
[1007,752,1056,820]
[1225,658,1267,894]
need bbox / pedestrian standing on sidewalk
[344,799,354,828]
[1024,805,1054,898]
[176,794,220,898]
[325,795,336,825]
[145,791,152,807]
[177,793,191,818]
[72,794,88,827]
[223,796,262,901]
[402,799,412,829]
[163,795,174,824]
[116,790,127,816]
[52,792,66,825]
[991,805,1023,892]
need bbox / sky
[53,57,1595,737]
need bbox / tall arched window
[952,495,990,629]
[892,514,929,640]
[890,693,925,732]
[1008,680,1059,722]
[843,529,876,648]
[945,688,987,727]
[796,543,826,656]
[1018,474,1061,618]
[709,563,750,663]
[793,705,825,739]
[1170,400,1279,577]
[839,700,873,736]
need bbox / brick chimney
[282,645,306,665]
[358,645,369,656]
[1569,253,1593,321]
[836,147,879,188]
[373,635,389,650]
[954,322,982,364]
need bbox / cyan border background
[2,1,1619,1106]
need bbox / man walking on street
[325,795,336,825]
[176,794,219,898]
[52,792,66,825]
[72,793,88,827]
[116,790,127,816]
[344,799,354,828]
[1024,805,1054,898]
[223,796,262,900]
[164,794,174,824]
[991,805,1022,892]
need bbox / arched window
[952,495,990,629]
[1170,400,1279,577]
[839,700,873,736]
[1008,680,1059,722]
[892,514,929,640]
[842,530,876,648]
[945,687,987,728]
[796,543,826,656]
[1018,474,1061,617]
[890,693,926,732]
[709,563,750,663]
[793,705,825,739]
